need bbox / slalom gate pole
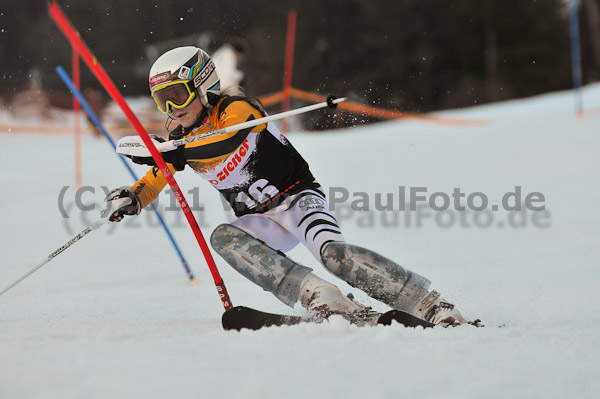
[49,0,233,310]
[280,9,297,134]
[55,65,197,285]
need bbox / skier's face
[170,96,204,128]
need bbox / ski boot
[411,290,482,327]
[299,274,380,326]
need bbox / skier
[105,46,473,326]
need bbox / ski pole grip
[326,95,338,109]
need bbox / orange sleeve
[129,163,177,208]
[218,100,266,131]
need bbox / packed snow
[1,86,599,398]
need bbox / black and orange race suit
[130,96,318,217]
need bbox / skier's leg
[232,214,299,254]
[264,188,426,310]
[321,244,472,325]
[264,186,346,261]
[320,242,430,312]
[211,220,361,313]
[243,187,364,314]
[266,187,471,325]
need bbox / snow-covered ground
[1,86,599,398]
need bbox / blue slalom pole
[56,65,197,284]
[569,0,584,116]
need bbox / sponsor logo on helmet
[150,72,171,89]
[193,61,216,89]
[212,139,250,184]
[178,66,191,79]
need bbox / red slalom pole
[280,9,297,134]
[48,1,232,310]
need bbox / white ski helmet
[149,46,221,113]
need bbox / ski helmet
[149,46,221,113]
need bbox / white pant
[232,186,345,263]
[229,187,363,313]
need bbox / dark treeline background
[1,0,599,128]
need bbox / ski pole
[117,96,347,157]
[55,65,197,285]
[0,198,128,297]
[0,221,104,297]
[49,0,233,310]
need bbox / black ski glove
[128,135,186,171]
[103,188,141,222]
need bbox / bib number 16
[235,179,279,209]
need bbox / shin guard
[321,242,431,312]
[210,224,312,307]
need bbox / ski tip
[222,306,304,331]
[470,319,485,328]
[221,306,256,331]
[377,309,435,328]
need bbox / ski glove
[103,188,141,222]
[128,135,186,171]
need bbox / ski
[221,306,435,331]
[377,309,436,328]
[222,306,305,330]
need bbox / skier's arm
[126,135,186,171]
[103,188,141,222]
[103,161,176,222]
[129,163,177,209]
[118,100,265,211]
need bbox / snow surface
[1,86,600,399]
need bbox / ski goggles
[151,80,196,114]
